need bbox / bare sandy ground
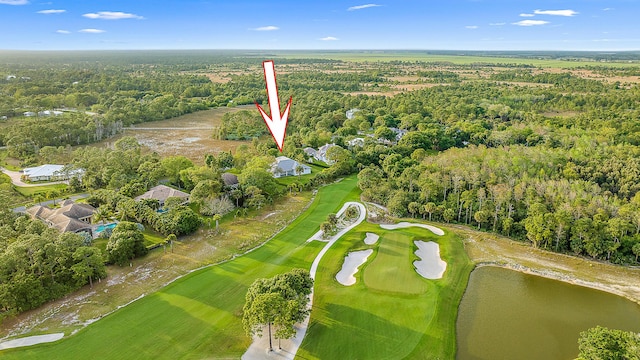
[336,249,374,286]
[413,241,447,279]
[0,333,63,350]
[242,202,366,360]
[364,232,379,245]
[380,222,445,236]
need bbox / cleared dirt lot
[97,106,253,163]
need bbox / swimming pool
[95,222,117,233]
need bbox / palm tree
[213,214,222,229]
[92,206,111,224]
[33,194,45,206]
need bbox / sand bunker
[413,241,447,279]
[380,222,444,236]
[364,232,379,245]
[336,249,374,286]
[0,333,64,350]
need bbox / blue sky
[0,0,638,51]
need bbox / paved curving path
[241,201,366,360]
[0,333,64,350]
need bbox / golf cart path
[241,201,366,360]
[0,333,64,350]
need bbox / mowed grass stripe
[1,177,359,360]
[298,221,474,360]
[364,230,429,295]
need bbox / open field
[94,106,254,164]
[0,177,359,359]
[298,221,473,359]
[272,52,640,68]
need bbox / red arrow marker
[256,60,291,152]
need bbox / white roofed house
[389,127,409,141]
[271,156,311,178]
[346,137,365,148]
[316,143,337,165]
[346,108,360,120]
[22,164,83,182]
[303,147,317,162]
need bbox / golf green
[297,222,473,359]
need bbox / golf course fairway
[1,176,474,359]
[0,177,359,359]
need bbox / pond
[456,266,640,360]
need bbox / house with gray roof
[26,200,95,235]
[222,173,239,189]
[316,143,337,165]
[271,156,311,178]
[135,185,190,207]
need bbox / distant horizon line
[1,48,639,53]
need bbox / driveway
[0,167,68,187]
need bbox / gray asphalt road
[12,193,90,213]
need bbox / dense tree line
[0,195,105,316]
[357,143,640,264]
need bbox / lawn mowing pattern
[363,230,429,295]
[0,176,359,360]
[298,221,474,360]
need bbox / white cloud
[489,22,506,26]
[534,9,578,17]
[319,36,338,41]
[83,11,143,20]
[603,8,613,11]
[465,25,478,29]
[0,0,28,4]
[513,20,549,26]
[348,4,381,11]
[37,9,65,14]
[520,13,535,17]
[56,29,71,34]
[79,28,106,33]
[252,26,279,31]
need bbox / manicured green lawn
[364,230,429,295]
[14,183,68,197]
[1,176,359,360]
[142,228,166,248]
[297,220,474,360]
